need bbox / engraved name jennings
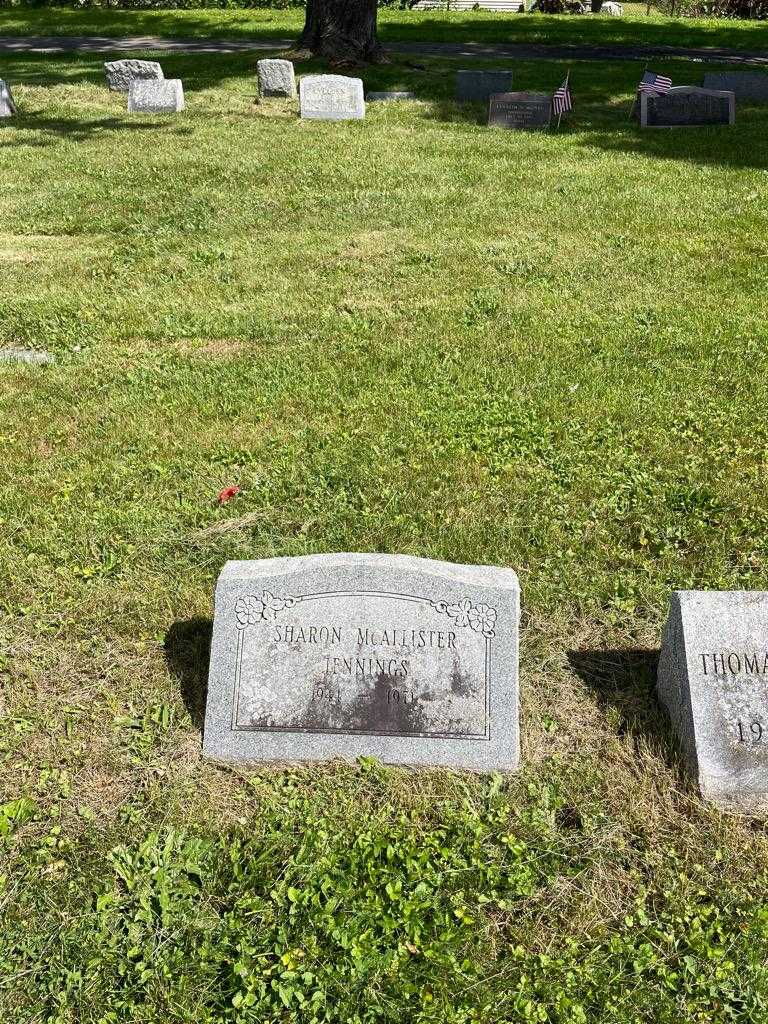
[230,590,495,740]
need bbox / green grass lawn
[2,44,768,1024]
[1,4,768,52]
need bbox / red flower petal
[217,485,240,504]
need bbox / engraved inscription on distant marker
[299,75,365,121]
[641,86,734,128]
[488,92,552,130]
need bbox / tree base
[295,0,387,66]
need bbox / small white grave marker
[128,79,185,114]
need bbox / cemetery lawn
[2,6,768,54]
[3,48,768,1024]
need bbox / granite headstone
[456,70,514,103]
[203,553,520,771]
[128,79,185,114]
[299,75,365,121]
[641,86,734,127]
[488,91,552,130]
[658,590,768,814]
[0,79,16,118]
[257,59,296,99]
[703,71,768,103]
[105,59,164,93]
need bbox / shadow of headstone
[567,647,683,768]
[165,617,212,731]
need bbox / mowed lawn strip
[1,49,768,1023]
[1,5,768,52]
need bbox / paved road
[0,34,767,65]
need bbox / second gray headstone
[105,59,164,93]
[703,70,768,103]
[456,70,513,103]
[257,59,296,99]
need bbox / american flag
[553,75,572,116]
[638,71,672,96]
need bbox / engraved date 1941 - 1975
[313,686,417,706]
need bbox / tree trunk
[293,0,388,65]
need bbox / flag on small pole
[553,70,572,129]
[637,70,673,96]
[629,66,672,120]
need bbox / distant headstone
[257,59,296,99]
[104,59,164,93]
[0,348,54,364]
[488,91,551,130]
[703,70,768,103]
[658,591,768,814]
[203,553,520,770]
[601,1,623,12]
[367,91,417,102]
[128,79,185,114]
[299,75,365,121]
[456,70,514,103]
[641,86,734,127]
[0,79,16,118]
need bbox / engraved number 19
[737,720,763,743]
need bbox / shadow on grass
[1,110,194,145]
[165,616,212,731]
[577,117,768,170]
[567,647,682,766]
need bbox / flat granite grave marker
[641,86,734,128]
[105,59,164,93]
[203,553,520,771]
[658,591,768,814]
[0,79,16,118]
[299,75,365,121]
[128,79,185,114]
[488,91,552,130]
[703,70,768,103]
[456,70,513,103]
[257,59,296,99]
[367,91,417,102]
[0,348,54,364]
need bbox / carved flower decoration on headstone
[468,603,497,638]
[235,594,267,626]
[445,598,472,627]
[432,597,497,638]
[235,591,297,628]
